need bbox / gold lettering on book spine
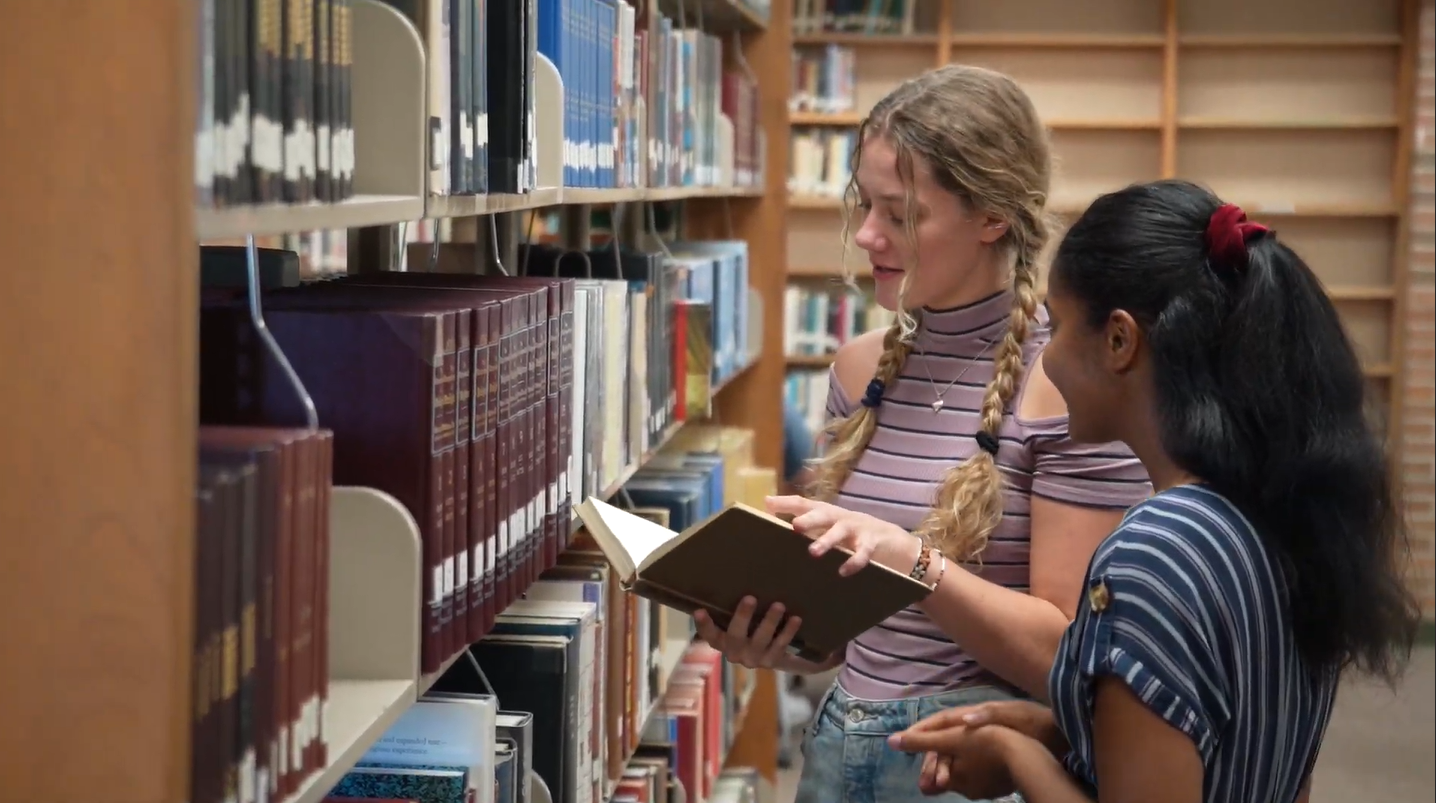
[242,604,257,675]
[222,625,239,698]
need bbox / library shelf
[293,485,424,803]
[1177,117,1403,130]
[197,0,766,239]
[791,110,1165,130]
[195,0,427,240]
[1178,33,1404,48]
[785,354,833,369]
[288,679,416,803]
[424,185,765,219]
[200,185,767,237]
[783,0,1420,449]
[196,196,427,240]
[793,32,939,46]
[947,33,1166,49]
[6,1,794,800]
[659,0,770,32]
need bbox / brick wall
[1404,0,1435,621]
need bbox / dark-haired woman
[889,179,1421,803]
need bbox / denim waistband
[814,681,1025,737]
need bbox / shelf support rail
[245,233,319,429]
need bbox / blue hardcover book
[623,477,707,531]
[358,695,497,803]
[598,0,615,187]
[670,240,751,382]
[329,766,468,803]
[635,464,722,522]
[561,0,575,186]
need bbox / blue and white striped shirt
[1048,485,1338,803]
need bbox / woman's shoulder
[830,327,888,406]
[1094,487,1265,587]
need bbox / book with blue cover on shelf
[356,694,498,803]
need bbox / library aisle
[2,1,1433,803]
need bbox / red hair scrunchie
[1205,203,1270,273]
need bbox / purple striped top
[828,290,1153,700]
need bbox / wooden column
[0,1,196,802]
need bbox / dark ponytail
[1053,179,1420,683]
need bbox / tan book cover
[575,498,929,662]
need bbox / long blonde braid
[805,64,1053,564]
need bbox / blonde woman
[692,66,1152,803]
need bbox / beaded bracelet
[909,541,933,582]
[926,553,948,590]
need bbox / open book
[575,497,931,662]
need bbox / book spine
[312,0,332,201]
[482,311,501,630]
[237,464,259,803]
[544,304,561,566]
[453,319,473,648]
[424,318,449,673]
[495,317,513,609]
[439,319,459,661]
[310,431,334,773]
[271,442,294,800]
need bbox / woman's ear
[977,215,1008,245]
[1105,310,1141,375]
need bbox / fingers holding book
[694,596,803,669]
[766,494,920,578]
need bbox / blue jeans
[795,681,1025,803]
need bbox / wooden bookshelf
[782,0,1421,445]
[0,1,787,802]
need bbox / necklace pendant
[931,399,944,413]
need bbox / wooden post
[0,2,196,801]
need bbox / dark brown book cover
[213,462,244,803]
[199,425,307,800]
[264,284,483,656]
[198,432,277,803]
[349,264,575,570]
[308,428,334,770]
[335,275,555,614]
[193,466,225,803]
[473,301,495,637]
[200,300,452,674]
[575,499,931,663]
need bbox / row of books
[783,283,892,357]
[537,1,765,190]
[784,368,831,438]
[321,426,776,803]
[196,237,753,669]
[197,0,355,208]
[790,45,856,114]
[324,635,759,803]
[194,426,336,803]
[187,418,776,803]
[788,128,855,199]
[195,0,767,207]
[793,0,920,35]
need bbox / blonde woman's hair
[807,64,1053,564]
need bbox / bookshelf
[782,0,1421,449]
[0,2,790,803]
